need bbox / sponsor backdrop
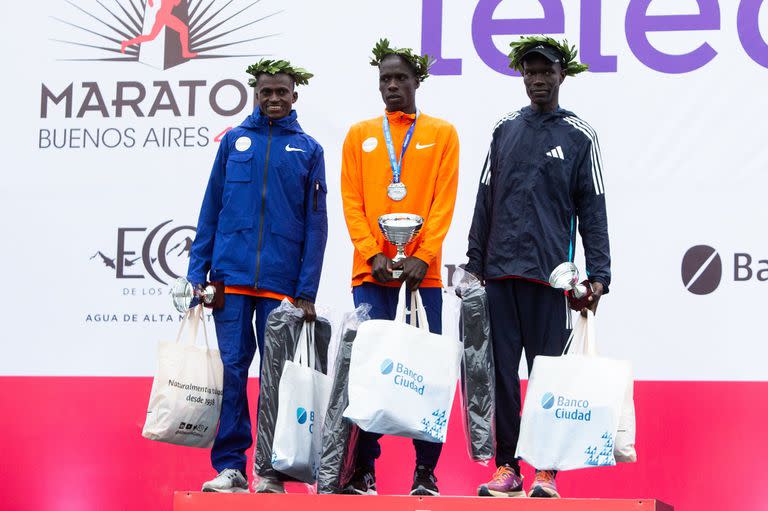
[1,0,766,509]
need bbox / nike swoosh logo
[285,144,305,152]
[415,143,435,150]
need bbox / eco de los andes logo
[541,392,592,422]
[681,244,768,295]
[40,0,282,151]
[85,219,206,325]
[380,358,425,395]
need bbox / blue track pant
[210,294,281,475]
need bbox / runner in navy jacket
[464,104,610,289]
[186,61,327,495]
[467,39,610,500]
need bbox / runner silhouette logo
[53,0,280,70]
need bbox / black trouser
[486,278,572,470]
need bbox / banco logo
[543,394,592,422]
[53,0,279,70]
[296,407,316,432]
[681,245,722,295]
[682,245,768,295]
[91,220,195,285]
[381,359,426,395]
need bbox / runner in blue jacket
[186,60,327,494]
[466,38,610,499]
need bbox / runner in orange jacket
[340,39,459,496]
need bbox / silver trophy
[171,277,216,313]
[378,213,424,278]
[549,262,590,298]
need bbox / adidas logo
[546,146,564,159]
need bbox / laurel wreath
[508,36,589,76]
[369,38,435,82]
[246,59,314,87]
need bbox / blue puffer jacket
[187,109,328,301]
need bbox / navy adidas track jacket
[465,106,611,291]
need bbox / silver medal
[387,182,407,201]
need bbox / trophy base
[205,281,225,309]
[392,269,403,279]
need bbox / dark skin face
[522,54,566,113]
[378,55,419,114]
[256,73,298,120]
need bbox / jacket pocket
[226,151,253,182]
[312,179,328,212]
[271,217,304,243]
[219,215,253,234]
[213,216,253,270]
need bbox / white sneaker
[254,477,286,494]
[201,469,249,493]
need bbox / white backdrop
[1,0,767,380]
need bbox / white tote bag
[272,322,332,483]
[567,312,637,463]
[516,311,632,470]
[343,288,462,443]
[142,305,223,448]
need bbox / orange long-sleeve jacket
[341,110,460,288]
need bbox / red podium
[173,493,673,511]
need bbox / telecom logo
[681,245,722,295]
[543,394,592,422]
[380,359,426,395]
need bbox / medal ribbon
[382,111,419,184]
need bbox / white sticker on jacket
[235,136,252,152]
[362,137,378,153]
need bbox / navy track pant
[352,282,444,470]
[485,278,572,469]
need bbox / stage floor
[173,493,673,511]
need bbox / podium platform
[173,493,673,511]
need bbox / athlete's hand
[581,282,604,317]
[394,256,429,290]
[455,271,483,298]
[370,253,396,283]
[295,298,317,322]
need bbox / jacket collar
[384,110,418,126]
[521,105,570,119]
[241,109,304,133]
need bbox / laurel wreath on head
[370,38,435,82]
[508,36,589,76]
[245,59,314,87]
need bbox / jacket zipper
[313,180,320,211]
[254,122,272,288]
